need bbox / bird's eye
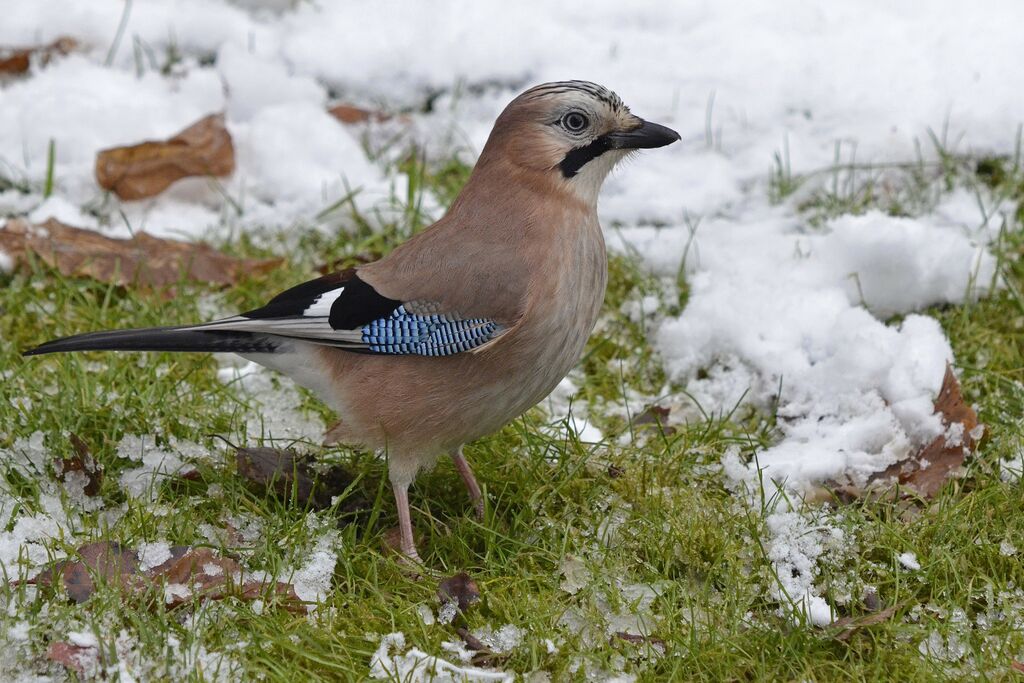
[561,112,589,133]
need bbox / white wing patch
[303,288,344,317]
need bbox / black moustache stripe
[559,136,611,178]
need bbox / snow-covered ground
[2,0,1023,677]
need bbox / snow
[137,540,173,571]
[117,435,207,499]
[66,630,99,649]
[899,552,923,571]
[370,632,513,683]
[288,524,339,607]
[654,210,990,490]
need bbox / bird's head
[478,80,680,206]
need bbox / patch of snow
[437,599,458,625]
[764,510,842,626]
[27,196,100,229]
[472,624,523,654]
[117,435,207,499]
[66,630,98,649]
[370,632,513,682]
[137,541,173,571]
[656,210,987,492]
[543,377,604,443]
[1000,453,1024,483]
[6,622,30,642]
[899,552,922,571]
[416,603,435,626]
[559,555,591,595]
[288,527,339,607]
[215,361,324,443]
[919,629,967,663]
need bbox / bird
[24,81,680,563]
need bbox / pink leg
[392,481,423,564]
[451,447,484,520]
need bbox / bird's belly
[311,273,604,457]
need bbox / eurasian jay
[25,81,680,563]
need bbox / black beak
[606,119,681,150]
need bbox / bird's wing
[196,268,505,356]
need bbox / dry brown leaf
[327,103,405,125]
[455,627,487,651]
[822,365,982,502]
[29,541,141,603]
[0,217,280,289]
[632,405,676,436]
[438,572,480,614]
[46,641,96,675]
[1012,659,1024,674]
[607,463,626,479]
[874,364,980,499]
[95,113,234,199]
[235,446,359,511]
[28,541,303,612]
[831,604,901,641]
[0,37,76,76]
[54,433,103,496]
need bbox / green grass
[1,147,1023,682]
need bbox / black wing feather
[240,268,401,331]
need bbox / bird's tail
[23,326,280,357]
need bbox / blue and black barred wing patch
[191,270,502,357]
[361,306,500,356]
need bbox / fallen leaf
[831,604,901,642]
[327,103,403,125]
[632,405,675,436]
[235,446,359,510]
[29,541,140,603]
[46,641,97,675]
[437,572,480,614]
[54,433,103,496]
[823,365,982,501]
[0,217,280,289]
[607,463,626,479]
[1012,659,1024,674]
[27,541,303,612]
[875,365,980,498]
[0,37,76,76]
[0,50,29,75]
[862,588,881,612]
[95,113,234,199]
[455,627,487,651]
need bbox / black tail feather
[23,327,280,357]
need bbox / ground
[1,2,1023,681]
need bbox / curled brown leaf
[234,446,359,510]
[95,113,234,199]
[874,364,980,499]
